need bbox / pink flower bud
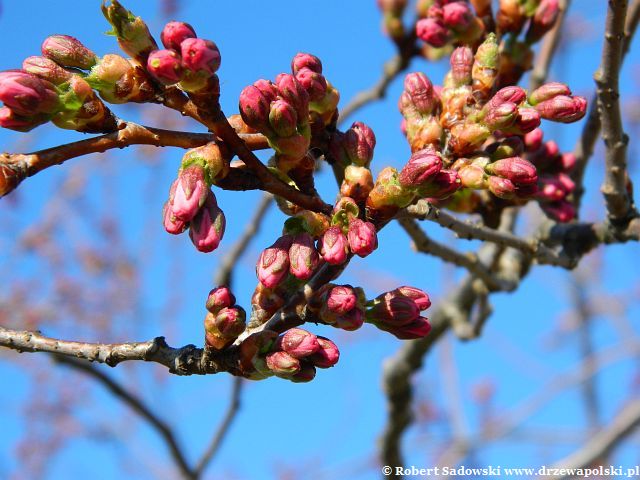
[289,362,317,382]
[399,148,443,187]
[268,99,298,137]
[344,121,376,166]
[556,172,576,193]
[340,165,374,204]
[161,21,196,51]
[172,165,209,221]
[483,102,518,130]
[366,291,420,327]
[275,73,309,121]
[333,308,365,331]
[526,0,560,43]
[327,285,358,315]
[537,176,568,202]
[450,46,474,86]
[22,56,73,85]
[542,201,576,223]
[401,72,437,115]
[487,175,516,199]
[206,287,236,313]
[382,316,432,339]
[528,82,571,105]
[291,52,323,74]
[513,107,541,133]
[266,351,301,376]
[485,157,538,186]
[147,49,184,85]
[347,219,378,257]
[524,128,544,151]
[295,68,327,102]
[0,106,48,132]
[278,328,320,359]
[416,17,448,48]
[289,232,320,280]
[181,38,221,75]
[417,169,461,199]
[397,286,431,311]
[162,200,188,235]
[189,192,226,253]
[308,336,340,368]
[257,235,293,288]
[489,86,527,108]
[239,84,273,131]
[41,35,97,70]
[442,1,474,30]
[561,152,576,172]
[534,95,587,123]
[320,226,348,265]
[214,306,246,339]
[0,70,59,116]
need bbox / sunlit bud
[332,197,361,225]
[41,35,97,70]
[327,285,358,315]
[275,73,309,121]
[399,148,443,187]
[538,175,568,201]
[524,128,544,151]
[344,121,376,167]
[0,162,24,196]
[561,152,576,172]
[472,33,499,98]
[366,166,414,212]
[171,165,208,221]
[214,306,246,339]
[181,38,221,75]
[291,52,323,74]
[0,70,59,116]
[289,232,320,280]
[295,68,327,102]
[308,336,340,368]
[206,287,236,313]
[266,351,301,376]
[450,46,474,86]
[405,116,443,151]
[189,192,225,252]
[483,102,518,130]
[257,235,293,288]
[341,165,374,204]
[379,316,432,339]
[277,328,320,359]
[542,201,576,223]
[401,72,438,115]
[287,362,316,382]
[161,21,196,51]
[496,0,526,33]
[489,86,527,108]
[397,286,431,311]
[333,308,365,331]
[458,163,486,189]
[162,200,188,235]
[101,0,158,62]
[348,219,378,257]
[528,82,571,105]
[147,49,183,85]
[238,330,278,373]
[416,17,448,48]
[442,1,474,30]
[88,54,131,85]
[448,122,490,154]
[417,169,461,199]
[534,95,587,123]
[22,56,73,85]
[0,106,47,132]
[182,142,229,182]
[526,0,560,43]
[239,84,273,131]
[485,157,537,186]
[487,175,516,199]
[366,291,420,326]
[513,107,541,133]
[268,99,298,137]
[320,226,349,265]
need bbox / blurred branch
[550,399,640,479]
[194,377,243,477]
[529,0,570,91]
[53,355,196,480]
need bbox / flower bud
[308,336,340,368]
[450,46,474,86]
[366,290,420,327]
[0,106,48,132]
[214,306,246,339]
[327,285,358,315]
[320,226,349,265]
[0,70,59,116]
[257,235,293,288]
[561,152,576,172]
[0,162,25,196]
[397,286,431,311]
[162,200,188,235]
[366,167,414,213]
[487,175,516,199]
[458,163,486,189]
[295,68,327,102]
[289,232,320,280]
[189,192,226,252]
[41,35,97,70]
[448,122,490,154]
[181,38,221,75]
[275,73,309,121]
[22,56,73,85]
[526,0,560,43]
[524,128,544,151]
[172,165,209,221]
[512,107,541,133]
[182,142,229,182]
[401,72,438,116]
[534,95,587,123]
[528,82,571,106]
[266,351,301,376]
[417,169,461,199]
[268,99,298,137]
[88,54,132,85]
[206,287,236,313]
[348,219,378,257]
[278,328,320,359]
[442,1,474,30]
[239,84,273,131]
[416,18,448,48]
[340,165,374,204]
[488,86,527,108]
[102,0,158,62]
[378,316,432,339]
[497,0,526,33]
[485,157,537,186]
[399,148,443,187]
[239,330,278,374]
[333,308,365,331]
[472,33,499,99]
[344,122,376,167]
[483,102,518,130]
[291,52,323,74]
[161,21,196,51]
[542,201,576,223]
[147,49,183,85]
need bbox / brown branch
[529,0,570,91]
[550,399,640,479]
[596,0,636,223]
[53,355,197,480]
[194,377,243,477]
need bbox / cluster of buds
[163,143,230,252]
[377,0,409,42]
[416,0,484,51]
[203,287,246,350]
[243,328,339,382]
[365,286,432,339]
[146,21,221,95]
[256,232,320,288]
[312,284,367,331]
[291,53,340,127]
[497,0,560,43]
[322,197,378,261]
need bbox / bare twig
[529,0,570,91]
[54,355,196,480]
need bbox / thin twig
[529,0,570,91]
[54,355,197,480]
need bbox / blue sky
[1,1,640,479]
